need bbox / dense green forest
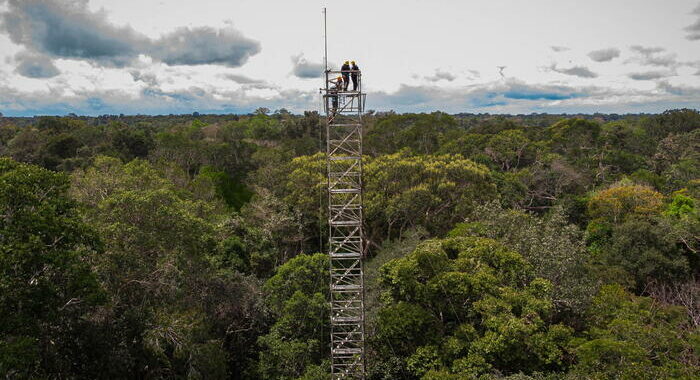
[1,108,699,379]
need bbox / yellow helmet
[351,61,356,64]
[344,61,349,64]
[337,76,342,80]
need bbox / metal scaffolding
[322,68,366,379]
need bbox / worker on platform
[329,76,343,115]
[351,61,360,91]
[341,61,351,91]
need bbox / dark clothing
[351,64,360,91]
[329,79,343,114]
[331,94,338,113]
[341,63,351,91]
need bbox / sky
[1,0,700,116]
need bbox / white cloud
[425,69,457,82]
[684,4,700,40]
[628,45,680,67]
[14,51,59,78]
[548,64,598,78]
[551,46,570,52]
[1,0,700,115]
[627,70,675,80]
[0,0,260,67]
[291,53,324,79]
[588,48,621,62]
[369,78,700,114]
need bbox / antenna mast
[323,7,328,71]
[321,8,366,379]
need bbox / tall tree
[0,158,104,377]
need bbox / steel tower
[322,67,366,379]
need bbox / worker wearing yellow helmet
[329,76,343,114]
[351,61,360,91]
[341,61,351,91]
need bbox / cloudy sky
[1,0,700,116]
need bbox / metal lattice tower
[322,66,366,379]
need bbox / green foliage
[663,191,700,257]
[598,216,691,289]
[195,165,252,210]
[242,112,283,140]
[365,228,428,328]
[374,236,574,378]
[45,133,81,160]
[143,310,228,379]
[263,253,328,314]
[84,180,228,376]
[283,149,497,244]
[365,112,459,155]
[283,152,326,251]
[258,253,329,379]
[587,182,664,223]
[6,127,39,162]
[67,155,259,378]
[586,182,694,290]
[406,345,441,377]
[2,109,700,378]
[71,156,176,207]
[374,302,441,358]
[365,149,496,237]
[548,118,601,163]
[214,235,249,273]
[642,108,700,139]
[571,285,699,379]
[0,158,104,377]
[483,129,533,171]
[0,124,19,149]
[455,203,595,316]
[629,168,667,190]
[515,152,587,210]
[438,133,490,159]
[223,189,305,277]
[665,192,696,217]
[110,124,154,161]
